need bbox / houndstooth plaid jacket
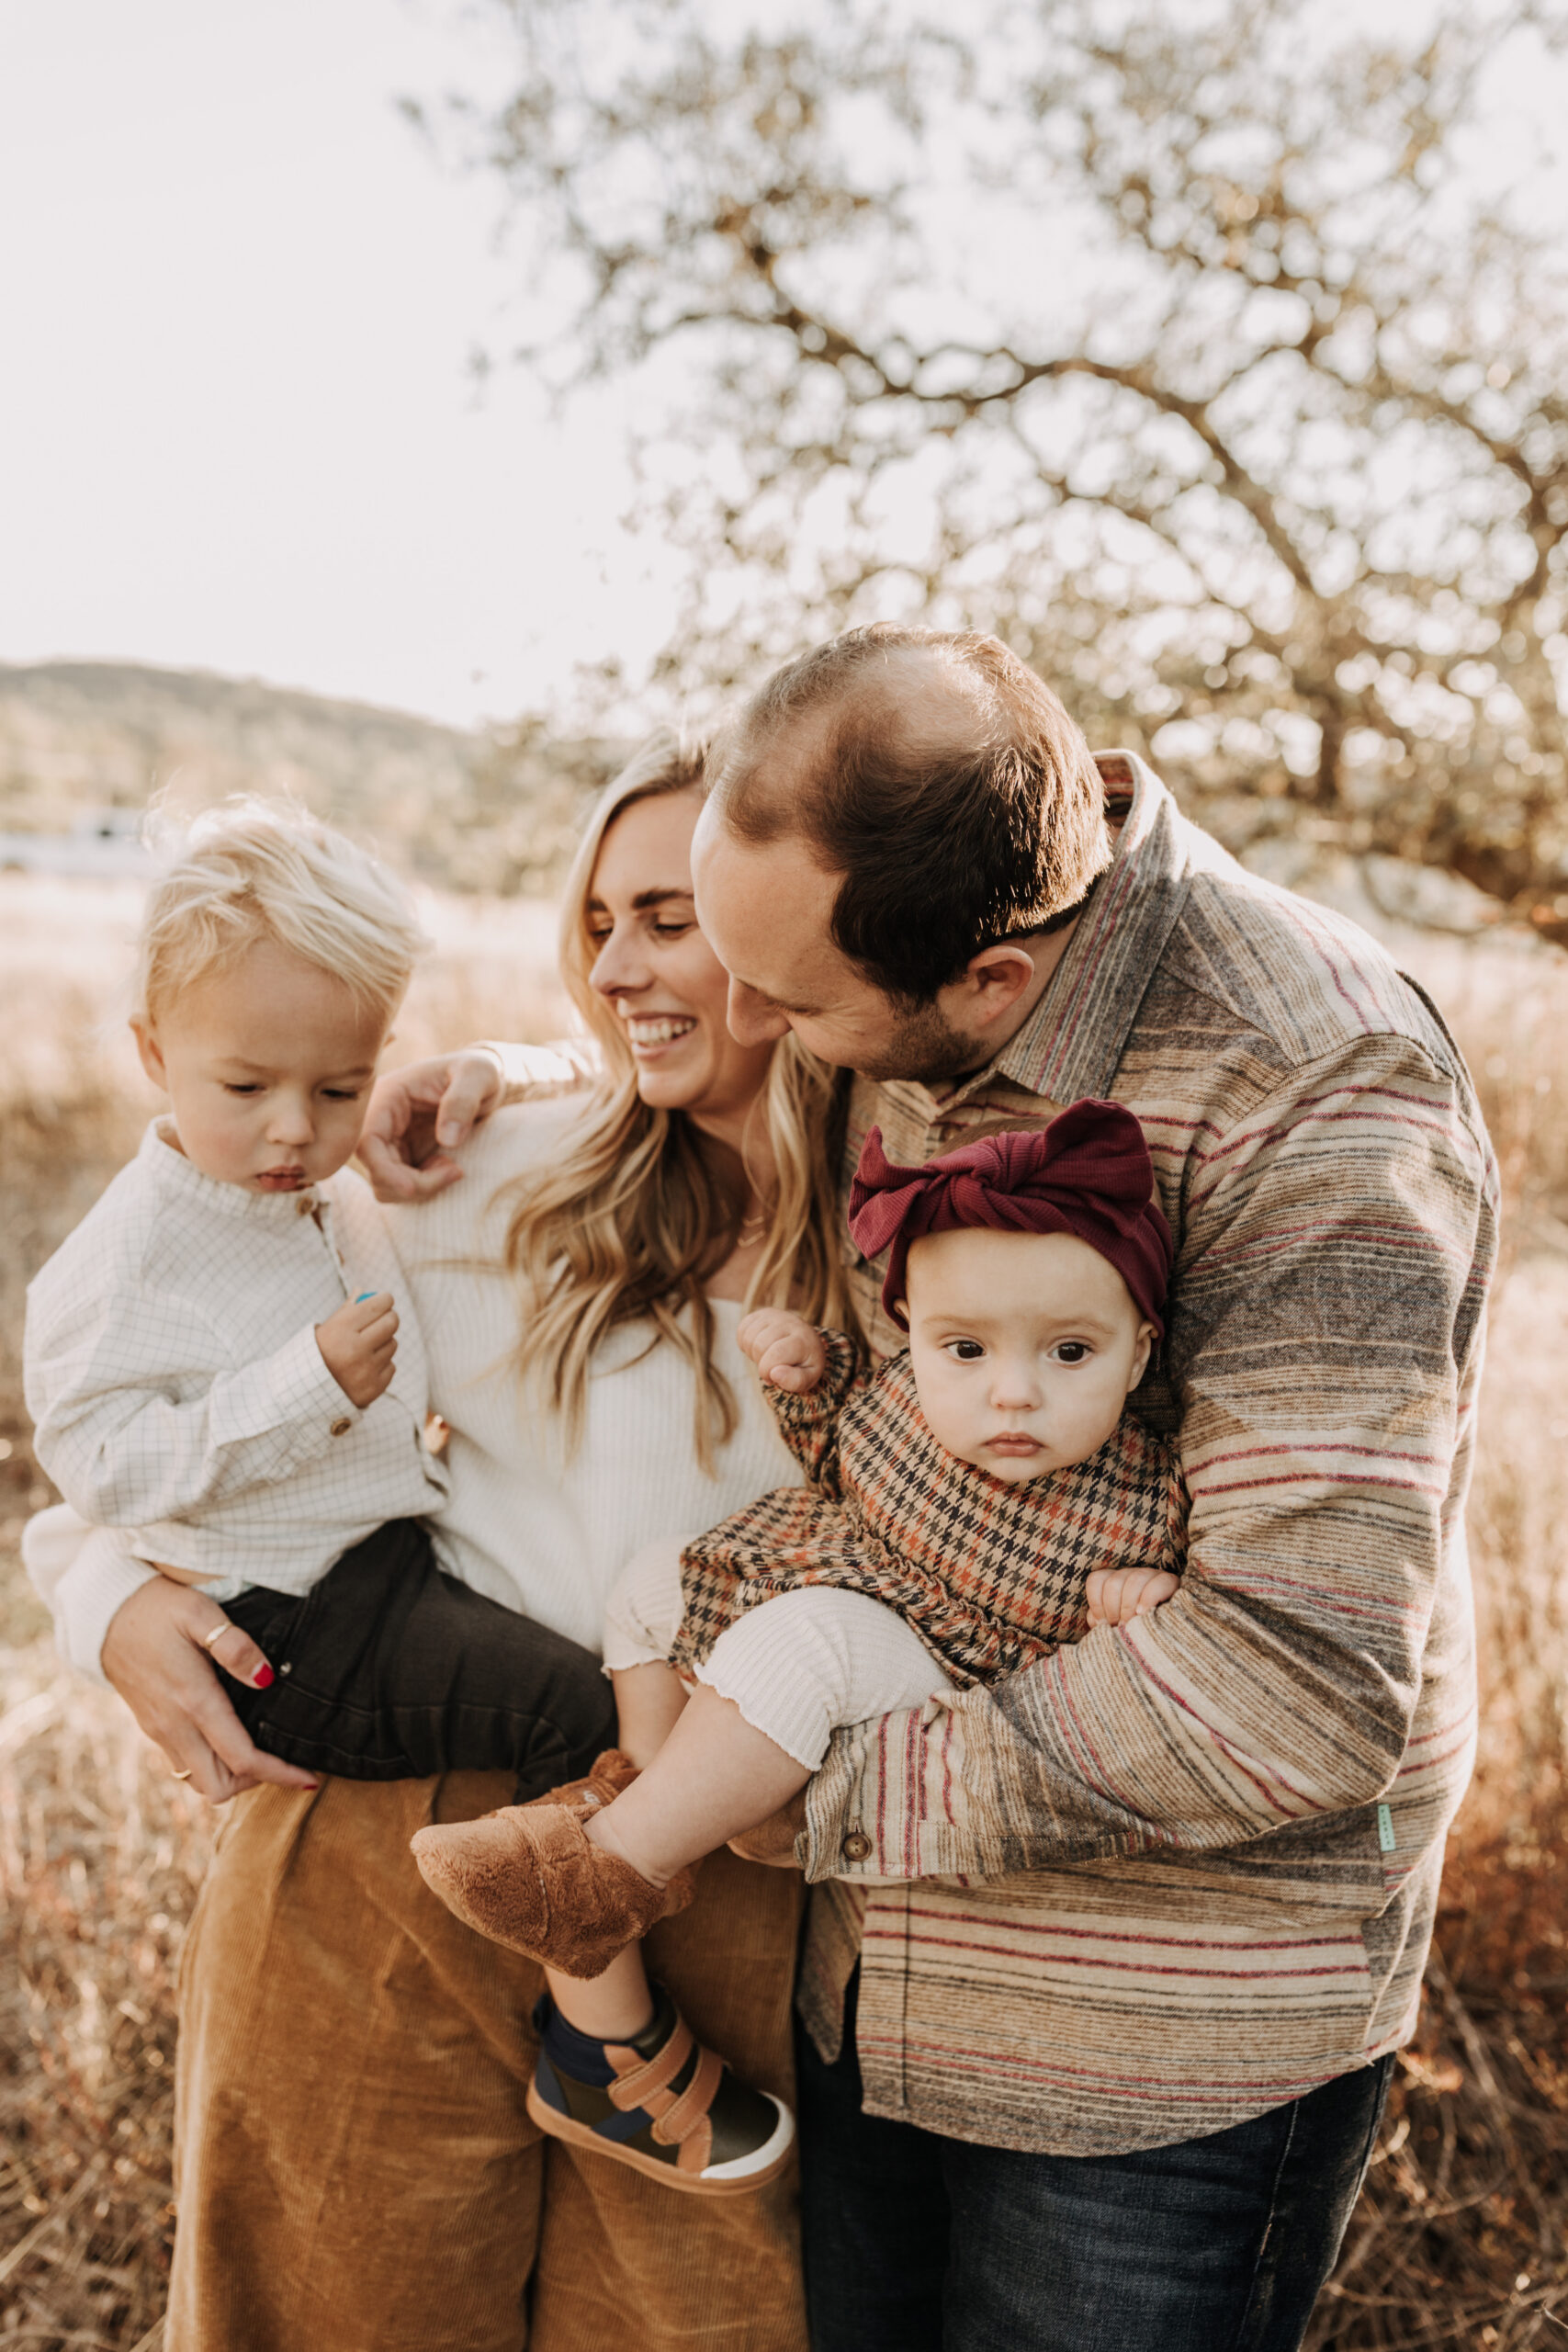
[672,1333,1188,1689]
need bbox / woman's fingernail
[253,1664,275,1689]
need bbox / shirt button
[841,1831,874,1863]
[296,1195,314,1216]
[329,1416,352,1437]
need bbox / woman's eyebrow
[630,887,695,911]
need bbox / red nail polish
[253,1664,275,1689]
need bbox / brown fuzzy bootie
[410,1803,694,1979]
[526,1747,641,1816]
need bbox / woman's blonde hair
[500,729,861,1466]
[135,797,427,1026]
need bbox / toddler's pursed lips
[986,1430,1043,1451]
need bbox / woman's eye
[651,920,692,939]
[1054,1341,1091,1365]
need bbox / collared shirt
[795,753,1495,2157]
[25,1120,448,1603]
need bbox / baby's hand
[1085,1566,1179,1630]
[739,1308,828,1394]
[316,1292,398,1408]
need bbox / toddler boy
[25,800,612,1792]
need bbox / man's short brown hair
[710,626,1111,1002]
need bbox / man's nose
[726,978,790,1046]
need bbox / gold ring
[199,1623,230,1650]
[171,1768,194,1781]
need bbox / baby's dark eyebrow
[923,1315,1120,1340]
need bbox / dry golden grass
[1,880,1565,2350]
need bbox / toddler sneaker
[528,1986,795,2196]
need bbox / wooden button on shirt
[329,1417,353,1437]
[841,1832,873,1862]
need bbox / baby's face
[132,937,390,1194]
[901,1227,1156,1485]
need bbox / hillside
[0,660,625,894]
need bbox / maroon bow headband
[846,1100,1172,1335]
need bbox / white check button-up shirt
[25,1120,448,1601]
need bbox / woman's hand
[100,1576,320,1804]
[357,1050,505,1204]
[739,1308,828,1394]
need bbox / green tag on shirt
[1377,1802,1396,1854]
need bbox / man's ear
[130,1017,168,1091]
[954,944,1039,1032]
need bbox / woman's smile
[623,1011,700,1053]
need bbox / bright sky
[0,0,674,729]
[3,2,1562,736]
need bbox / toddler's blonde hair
[134,797,428,1026]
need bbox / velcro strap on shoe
[606,2016,695,2112]
[652,2042,724,2151]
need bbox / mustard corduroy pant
[168,1771,808,2352]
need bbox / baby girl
[413,1100,1188,2190]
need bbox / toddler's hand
[1085,1566,1179,1629]
[739,1308,828,1394]
[316,1293,398,1408]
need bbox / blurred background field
[1,854,1566,2348]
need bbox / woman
[55,734,857,2351]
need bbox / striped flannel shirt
[673,1334,1188,1686]
[794,752,1496,2157]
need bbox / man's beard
[853,995,989,1085]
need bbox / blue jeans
[796,1968,1392,2352]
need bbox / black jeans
[224,1518,616,1799]
[796,1966,1392,2352]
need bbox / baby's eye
[322,1087,363,1102]
[223,1082,262,1096]
[1053,1340,1092,1366]
[944,1339,987,1363]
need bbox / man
[374,625,1495,2350]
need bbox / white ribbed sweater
[389,1100,796,1655]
